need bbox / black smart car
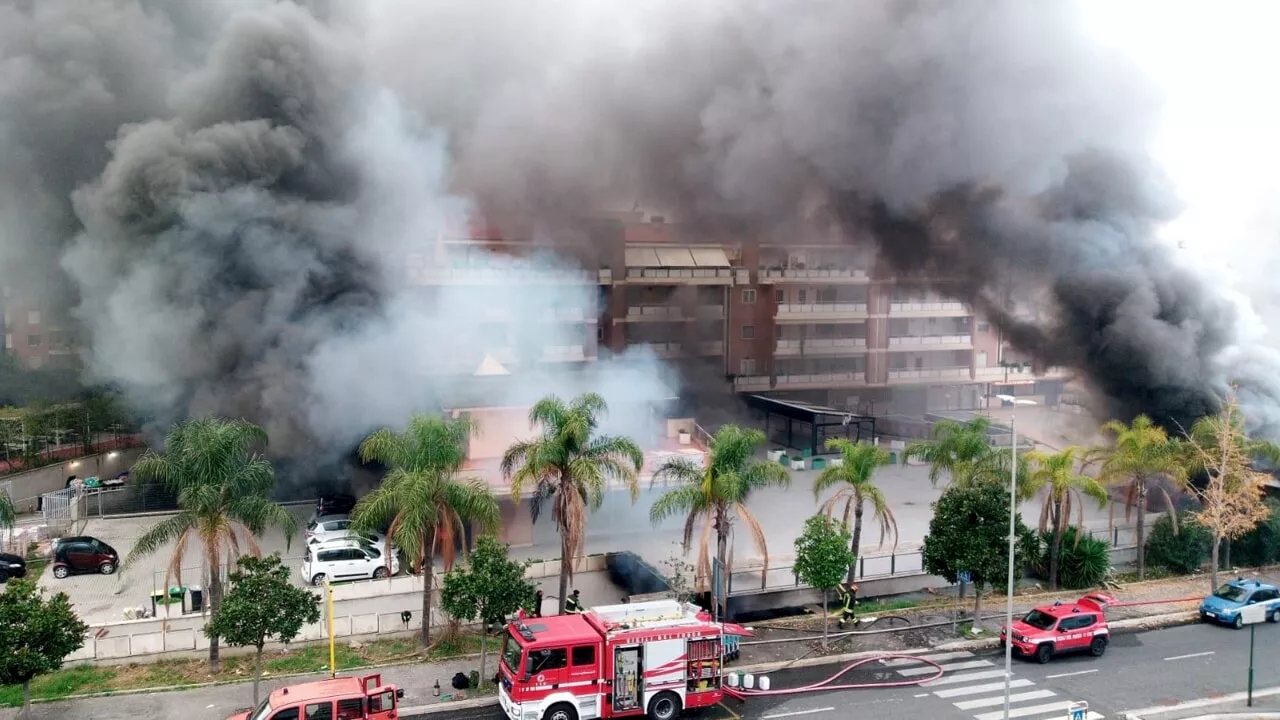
[51,536,119,578]
[0,552,26,582]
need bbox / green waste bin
[801,448,813,459]
[811,457,827,470]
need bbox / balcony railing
[760,268,870,281]
[643,342,684,359]
[733,372,865,390]
[774,338,867,355]
[776,302,868,318]
[887,334,972,347]
[408,265,595,285]
[626,305,685,320]
[888,301,969,315]
[542,345,588,362]
[976,365,1069,379]
[697,340,724,355]
[887,367,971,380]
[625,267,734,282]
[695,305,726,320]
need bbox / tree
[1181,392,1280,591]
[0,579,88,720]
[648,424,790,613]
[501,393,644,615]
[922,481,1036,624]
[1096,415,1188,580]
[813,438,897,585]
[1024,446,1109,590]
[128,417,297,672]
[352,414,501,649]
[205,554,320,707]
[440,536,536,686]
[906,416,1032,496]
[792,515,854,649]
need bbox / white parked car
[306,515,393,550]
[301,539,400,586]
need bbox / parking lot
[39,505,314,624]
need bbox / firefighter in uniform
[565,589,583,613]
[835,582,859,629]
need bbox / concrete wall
[460,406,539,460]
[7,447,146,512]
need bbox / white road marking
[954,690,1059,710]
[762,708,835,719]
[1046,669,1099,679]
[933,679,1035,698]
[1121,685,1280,717]
[975,701,1077,720]
[1163,651,1215,661]
[921,669,1009,687]
[914,693,930,698]
[882,651,976,667]
[897,660,995,677]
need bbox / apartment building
[1,288,79,370]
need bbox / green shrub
[1145,512,1212,574]
[1054,528,1111,589]
[1231,498,1280,567]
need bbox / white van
[301,539,400,586]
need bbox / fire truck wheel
[543,702,578,720]
[647,691,682,720]
[1034,643,1053,664]
[1089,636,1107,657]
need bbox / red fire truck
[498,599,752,720]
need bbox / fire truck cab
[498,599,752,720]
[226,673,405,720]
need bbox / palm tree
[501,393,644,615]
[1024,446,1109,589]
[906,416,1033,495]
[648,425,790,611]
[127,417,297,672]
[1096,415,1188,579]
[813,438,897,585]
[351,414,500,648]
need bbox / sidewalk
[0,656,493,720]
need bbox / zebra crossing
[880,651,1105,720]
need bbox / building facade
[1,287,78,370]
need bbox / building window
[976,321,990,332]
[741,325,755,340]
[26,310,40,325]
[775,289,785,304]
[27,334,40,348]
[741,289,757,304]
[797,289,807,304]
[740,358,756,375]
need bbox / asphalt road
[407,620,1280,720]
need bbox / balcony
[887,367,972,382]
[406,260,596,286]
[697,340,724,355]
[623,305,687,322]
[976,365,1070,380]
[733,372,866,391]
[775,302,869,323]
[695,304,725,320]
[774,338,867,356]
[760,267,870,284]
[623,246,735,285]
[888,301,970,317]
[542,345,589,362]
[887,335,973,350]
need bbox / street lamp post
[994,394,1036,720]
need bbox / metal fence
[728,549,925,594]
[82,482,179,517]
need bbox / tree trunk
[846,495,864,585]
[822,594,829,649]
[972,581,983,629]
[22,680,30,720]
[558,531,571,616]
[479,620,489,688]
[1048,499,1063,591]
[208,570,224,672]
[1135,480,1148,581]
[1224,539,1232,570]
[1210,533,1221,594]
[253,645,264,708]
[715,514,730,617]
[421,542,435,648]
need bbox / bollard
[744,674,755,689]
[759,676,771,691]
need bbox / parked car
[306,515,394,550]
[0,552,26,582]
[1199,577,1280,627]
[301,539,399,587]
[315,493,357,518]
[51,536,119,578]
[999,593,1115,663]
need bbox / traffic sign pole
[1067,701,1088,720]
[1248,623,1255,707]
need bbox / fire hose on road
[721,653,945,701]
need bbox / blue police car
[1199,577,1280,628]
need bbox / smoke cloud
[2,0,1278,477]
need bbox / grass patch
[0,632,488,707]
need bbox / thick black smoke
[1,0,1277,458]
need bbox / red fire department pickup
[498,599,752,720]
[226,673,405,720]
[999,593,1116,664]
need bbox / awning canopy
[625,245,732,268]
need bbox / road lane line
[933,679,1035,698]
[914,693,930,698]
[1163,651,1215,661]
[975,701,1074,720]
[954,690,1058,710]
[897,660,995,677]
[922,669,1009,687]
[1121,685,1280,717]
[762,708,835,719]
[882,651,975,667]
[1046,669,1099,679]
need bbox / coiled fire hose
[722,653,945,700]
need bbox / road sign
[1067,701,1088,720]
[958,570,971,584]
